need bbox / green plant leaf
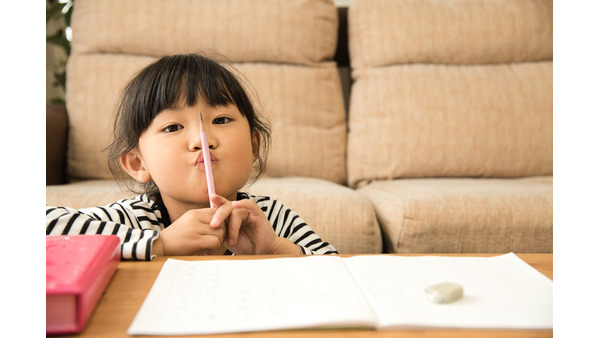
[46,34,71,55]
[50,97,66,105]
[46,2,67,23]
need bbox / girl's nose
[189,127,215,151]
[189,128,202,151]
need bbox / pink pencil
[199,112,216,207]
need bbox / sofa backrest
[346,0,553,187]
[66,0,347,185]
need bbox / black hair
[106,53,271,195]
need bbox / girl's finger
[226,208,249,246]
[209,194,233,228]
[210,194,228,208]
[232,199,263,216]
[193,235,224,255]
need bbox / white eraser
[425,282,463,303]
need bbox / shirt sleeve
[248,194,338,255]
[45,195,163,261]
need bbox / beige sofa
[46,0,553,254]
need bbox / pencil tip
[199,112,205,132]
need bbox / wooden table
[57,253,552,338]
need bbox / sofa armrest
[46,104,68,185]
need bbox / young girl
[46,53,337,260]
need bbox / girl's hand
[153,208,226,256]
[210,195,301,255]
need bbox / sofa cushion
[349,0,553,69]
[247,177,382,254]
[347,62,553,186]
[65,54,156,180]
[236,64,346,184]
[357,177,552,253]
[66,0,346,183]
[71,0,338,65]
[66,56,347,183]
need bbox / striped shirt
[46,192,337,260]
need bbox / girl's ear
[120,150,151,183]
[251,131,261,159]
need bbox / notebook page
[342,253,552,329]
[128,256,377,335]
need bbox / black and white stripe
[239,192,338,255]
[46,193,337,260]
[46,196,165,261]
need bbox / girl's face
[122,98,258,220]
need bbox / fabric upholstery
[358,177,552,253]
[235,64,346,183]
[349,0,553,69]
[46,179,138,209]
[66,54,156,179]
[71,0,338,64]
[347,62,552,186]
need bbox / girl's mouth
[195,153,217,167]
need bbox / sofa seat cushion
[357,176,552,253]
[246,177,382,254]
[46,177,383,254]
[46,180,138,210]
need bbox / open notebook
[128,253,552,335]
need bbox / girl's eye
[213,116,232,125]
[163,124,183,133]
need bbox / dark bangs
[126,54,254,136]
